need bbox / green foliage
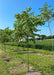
[14,7,45,43]
[5,39,54,51]
[0,28,14,43]
[4,44,53,55]
[39,2,54,22]
[45,35,54,39]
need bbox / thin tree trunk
[48,21,54,53]
[1,43,3,50]
[27,43,29,72]
[22,42,24,50]
[4,42,6,51]
[17,42,19,49]
[26,35,29,72]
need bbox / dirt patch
[0,51,11,62]
[9,63,27,74]
[8,62,35,74]
[23,71,41,75]
[45,55,54,59]
[36,53,44,56]
[23,72,49,75]
[36,53,54,59]
[0,50,4,54]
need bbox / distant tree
[39,2,54,52]
[0,27,14,43]
[51,35,54,39]
[45,35,54,39]
[4,27,14,42]
[40,35,46,40]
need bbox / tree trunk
[26,36,29,72]
[4,42,6,52]
[48,21,54,53]
[27,43,29,72]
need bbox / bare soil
[23,71,41,75]
[0,50,4,54]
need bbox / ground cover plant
[0,47,28,75]
[3,44,54,55]
[0,45,54,75]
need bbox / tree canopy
[39,2,54,22]
[14,7,45,42]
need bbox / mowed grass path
[0,45,54,75]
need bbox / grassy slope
[0,46,54,74]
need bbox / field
[4,39,54,51]
[0,44,54,75]
[35,39,54,46]
[0,1,54,75]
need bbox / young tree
[39,2,54,52]
[14,7,45,72]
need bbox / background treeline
[0,28,54,43]
[0,28,14,43]
[0,28,54,51]
[36,35,54,40]
[4,39,54,51]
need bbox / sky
[0,0,54,36]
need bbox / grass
[35,39,54,46]
[5,39,54,46]
[4,39,54,51]
[0,58,11,75]
[0,46,27,75]
[0,45,54,74]
[4,44,54,55]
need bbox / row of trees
[0,28,54,43]
[0,27,14,43]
